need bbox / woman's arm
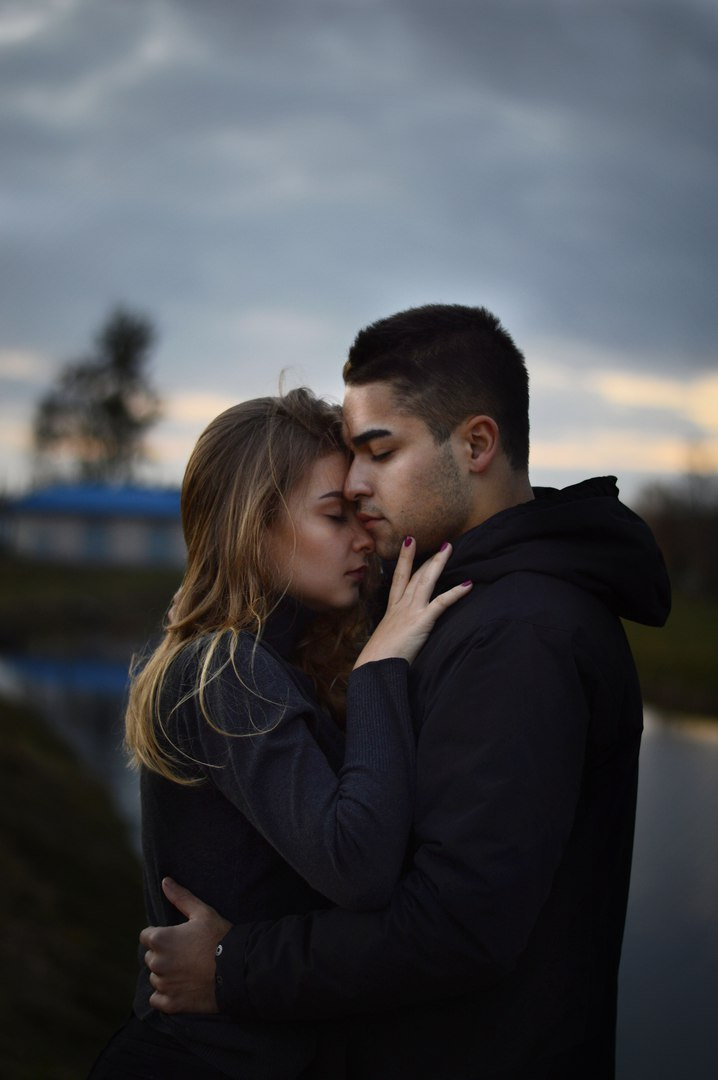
[179,540,470,911]
[188,646,415,910]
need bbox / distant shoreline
[1,554,716,717]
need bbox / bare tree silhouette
[34,308,161,484]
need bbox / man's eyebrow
[350,428,392,449]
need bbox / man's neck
[463,470,534,533]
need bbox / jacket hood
[441,476,671,627]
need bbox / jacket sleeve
[215,617,590,1018]
[179,641,415,911]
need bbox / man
[142,304,670,1078]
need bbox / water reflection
[0,652,139,851]
[617,709,718,1080]
[2,655,716,1076]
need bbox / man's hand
[140,877,232,1015]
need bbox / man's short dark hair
[343,304,530,470]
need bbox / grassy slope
[1,554,715,717]
[0,556,182,655]
[623,591,718,717]
[0,697,145,1079]
[0,558,713,1077]
[0,558,167,1077]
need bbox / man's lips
[356,511,384,528]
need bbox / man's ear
[458,415,499,473]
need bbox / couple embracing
[90,303,670,1079]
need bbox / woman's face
[268,451,375,611]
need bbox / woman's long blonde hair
[125,388,373,784]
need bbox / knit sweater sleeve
[175,639,415,911]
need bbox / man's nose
[344,459,372,501]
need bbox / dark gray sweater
[133,606,413,1079]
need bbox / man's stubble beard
[376,441,472,560]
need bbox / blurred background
[0,1,716,1076]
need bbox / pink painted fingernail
[462,580,472,587]
[404,536,413,547]
[440,541,450,552]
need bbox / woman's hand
[354,538,471,668]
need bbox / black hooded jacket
[217,477,671,1079]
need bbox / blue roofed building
[3,484,185,567]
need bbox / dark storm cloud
[173,0,718,367]
[2,0,716,367]
[164,0,718,363]
[0,0,716,491]
[369,0,718,362]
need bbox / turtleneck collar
[259,594,317,659]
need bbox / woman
[88,388,470,1079]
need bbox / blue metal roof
[10,484,181,519]
[4,653,131,696]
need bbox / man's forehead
[341,382,403,440]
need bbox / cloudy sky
[1,0,717,503]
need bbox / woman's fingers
[354,541,471,668]
[391,542,472,626]
[385,535,417,605]
[392,541,453,608]
[386,538,472,620]
[428,579,473,614]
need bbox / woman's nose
[352,521,375,553]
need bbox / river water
[2,655,716,1078]
[617,710,718,1079]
